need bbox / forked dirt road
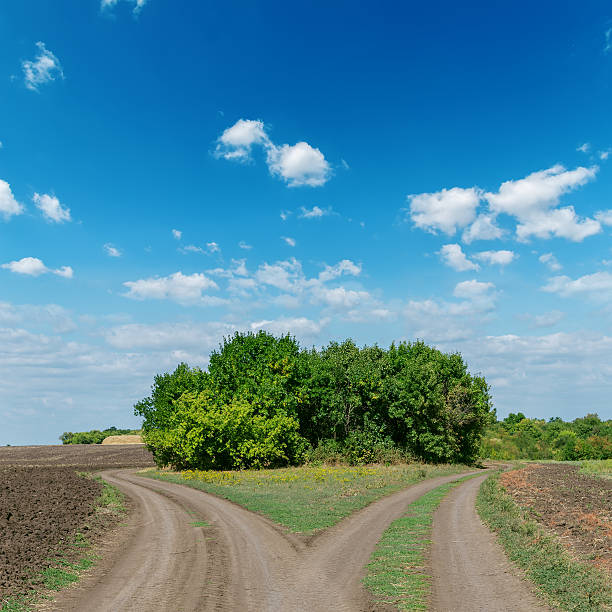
[46,469,547,612]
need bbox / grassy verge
[578,458,612,479]
[0,475,126,612]
[363,474,476,610]
[141,463,470,534]
[476,471,611,612]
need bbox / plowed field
[500,463,612,573]
[0,445,155,603]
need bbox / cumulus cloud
[266,142,331,187]
[123,271,219,303]
[33,193,71,223]
[310,286,371,309]
[250,316,328,339]
[22,42,64,91]
[453,279,496,304]
[409,164,601,243]
[539,252,562,271]
[318,259,361,282]
[2,257,73,278]
[104,243,121,257]
[595,210,612,226]
[215,119,332,187]
[215,119,268,161]
[0,180,24,220]
[439,244,479,271]
[407,187,481,235]
[473,250,516,266]
[542,271,612,298]
[461,214,504,243]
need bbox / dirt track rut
[48,469,482,612]
[431,473,550,612]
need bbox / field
[143,462,471,533]
[0,445,155,608]
[500,463,611,573]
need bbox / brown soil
[500,464,612,573]
[0,444,155,469]
[42,468,483,612]
[430,474,550,612]
[0,467,102,600]
[0,445,154,603]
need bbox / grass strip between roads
[142,463,470,534]
[476,471,612,612]
[1,476,126,612]
[363,474,477,611]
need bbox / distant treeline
[135,331,493,470]
[481,413,611,460]
[60,426,141,445]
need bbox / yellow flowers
[178,465,382,488]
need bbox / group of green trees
[480,412,611,460]
[135,331,494,470]
[60,426,140,445]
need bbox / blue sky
[1,1,612,444]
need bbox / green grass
[141,463,470,534]
[476,471,611,612]
[363,475,476,610]
[578,459,612,479]
[190,520,211,527]
[0,474,126,612]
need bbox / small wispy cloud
[33,193,71,223]
[104,243,122,257]
[22,42,64,92]
[605,28,612,54]
[299,205,334,219]
[101,0,149,15]
[238,241,252,250]
[282,236,296,247]
[576,142,590,154]
[172,229,182,240]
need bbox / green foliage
[480,413,611,460]
[477,472,611,611]
[136,332,494,469]
[59,426,140,445]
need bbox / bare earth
[44,469,482,612]
[430,473,551,612]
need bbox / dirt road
[430,473,550,612]
[47,469,481,612]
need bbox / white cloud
[576,143,590,153]
[216,119,331,187]
[266,142,331,187]
[250,316,328,339]
[104,243,121,257]
[485,165,597,217]
[453,279,495,300]
[255,259,302,292]
[280,210,291,221]
[515,206,601,242]
[408,187,481,235]
[461,214,504,243]
[310,286,371,309]
[439,244,479,271]
[299,205,332,219]
[282,236,296,247]
[22,42,64,92]
[542,271,612,298]
[519,310,565,329]
[599,151,610,161]
[172,229,182,240]
[123,271,219,303]
[0,302,75,333]
[101,0,148,14]
[33,193,71,223]
[0,180,24,220]
[215,119,268,161]
[207,241,220,254]
[318,259,361,282]
[605,28,612,54]
[238,240,252,250]
[2,257,73,278]
[539,252,562,271]
[595,210,612,226]
[473,249,516,266]
[180,245,205,254]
